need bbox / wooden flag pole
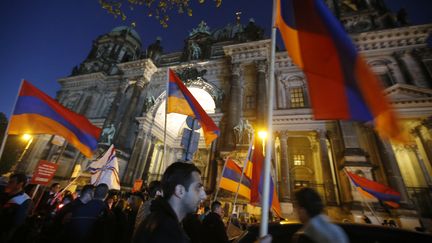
[260,0,278,237]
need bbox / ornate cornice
[351,24,432,52]
[223,39,270,63]
[58,72,107,87]
[117,58,157,81]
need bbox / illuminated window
[245,95,255,110]
[293,154,305,166]
[290,87,305,108]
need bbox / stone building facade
[20,0,432,230]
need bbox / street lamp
[22,134,32,141]
[258,130,267,154]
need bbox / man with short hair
[37,182,61,217]
[68,183,111,242]
[134,162,207,243]
[44,184,94,243]
[202,200,229,243]
[0,173,33,242]
[292,187,349,243]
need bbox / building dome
[110,26,141,43]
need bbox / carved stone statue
[143,95,156,113]
[244,120,254,143]
[147,37,163,63]
[234,119,254,144]
[189,42,201,60]
[101,123,116,144]
[233,119,244,144]
[189,21,211,36]
[242,18,264,42]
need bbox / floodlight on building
[22,134,32,141]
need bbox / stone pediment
[385,83,432,101]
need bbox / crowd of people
[0,161,349,243]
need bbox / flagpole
[227,136,254,228]
[260,0,278,237]
[163,68,169,166]
[213,157,229,202]
[0,79,24,161]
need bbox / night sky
[0,0,431,117]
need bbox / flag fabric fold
[346,171,401,208]
[275,0,405,142]
[219,158,251,200]
[167,69,220,145]
[9,80,101,157]
[250,141,282,218]
[88,144,121,190]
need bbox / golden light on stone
[258,130,267,140]
[22,134,32,141]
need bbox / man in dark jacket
[67,183,113,243]
[36,182,61,217]
[44,184,94,243]
[133,162,207,243]
[0,173,33,242]
[202,201,229,243]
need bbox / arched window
[289,87,305,108]
[282,75,307,108]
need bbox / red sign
[31,160,58,185]
[132,179,143,193]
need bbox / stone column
[116,78,146,147]
[123,129,146,185]
[94,93,106,117]
[413,122,432,168]
[225,63,243,148]
[255,60,267,128]
[317,130,337,205]
[142,136,156,181]
[377,138,410,204]
[104,83,126,127]
[78,94,92,115]
[406,144,432,187]
[134,132,152,181]
[278,131,291,201]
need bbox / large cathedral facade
[20,0,432,230]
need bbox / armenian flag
[250,140,282,217]
[275,0,405,142]
[219,158,251,200]
[346,171,401,208]
[167,69,220,145]
[9,80,101,158]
